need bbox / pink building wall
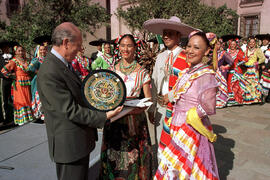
[201,0,238,10]
[110,0,132,39]
[0,0,24,24]
[237,0,270,34]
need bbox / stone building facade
[112,0,270,38]
[1,0,269,55]
[0,0,24,23]
[238,0,270,37]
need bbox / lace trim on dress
[173,65,215,101]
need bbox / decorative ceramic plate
[82,70,126,112]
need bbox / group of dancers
[0,15,269,179]
[215,34,270,108]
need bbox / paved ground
[0,123,102,180]
[211,103,270,180]
[0,103,270,180]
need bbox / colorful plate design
[82,70,126,112]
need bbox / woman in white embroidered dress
[100,34,153,179]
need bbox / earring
[202,56,209,64]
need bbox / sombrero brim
[33,35,52,45]
[143,19,197,38]
[221,35,242,42]
[147,38,158,43]
[0,40,19,48]
[89,39,107,46]
[255,34,270,40]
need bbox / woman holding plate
[100,34,153,179]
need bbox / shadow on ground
[0,123,18,133]
[89,124,236,180]
[212,124,235,180]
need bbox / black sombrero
[33,35,52,45]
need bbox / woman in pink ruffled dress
[155,32,219,180]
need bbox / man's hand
[157,94,169,106]
[106,106,123,120]
[163,93,169,105]
[220,65,230,72]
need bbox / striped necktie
[165,51,173,78]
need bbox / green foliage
[0,0,110,55]
[116,0,238,37]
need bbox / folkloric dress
[71,55,91,80]
[100,67,153,179]
[260,49,270,95]
[91,53,115,70]
[27,57,44,120]
[260,45,269,54]
[243,48,265,104]
[215,50,233,108]
[155,63,219,180]
[227,49,247,106]
[1,58,33,125]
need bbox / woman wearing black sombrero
[89,38,106,61]
[27,37,50,122]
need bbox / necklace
[229,49,238,60]
[102,54,115,69]
[120,60,136,69]
[120,60,137,75]
[247,48,256,58]
[12,57,29,72]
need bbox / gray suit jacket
[37,52,107,163]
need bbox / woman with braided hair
[100,34,153,179]
[1,45,33,125]
[205,33,233,108]
[226,39,248,106]
[243,36,265,104]
[91,42,114,70]
[27,43,48,121]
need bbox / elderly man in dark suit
[37,22,122,180]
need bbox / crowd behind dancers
[0,17,269,180]
[216,34,269,107]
